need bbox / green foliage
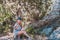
[26,26,40,34]
[26,27,33,33]
[0,4,12,22]
[0,4,13,33]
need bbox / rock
[0,33,14,40]
[49,27,60,39]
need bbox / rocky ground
[0,33,14,40]
[0,34,48,40]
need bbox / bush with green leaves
[0,4,13,33]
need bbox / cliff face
[48,0,60,39]
[40,0,60,39]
